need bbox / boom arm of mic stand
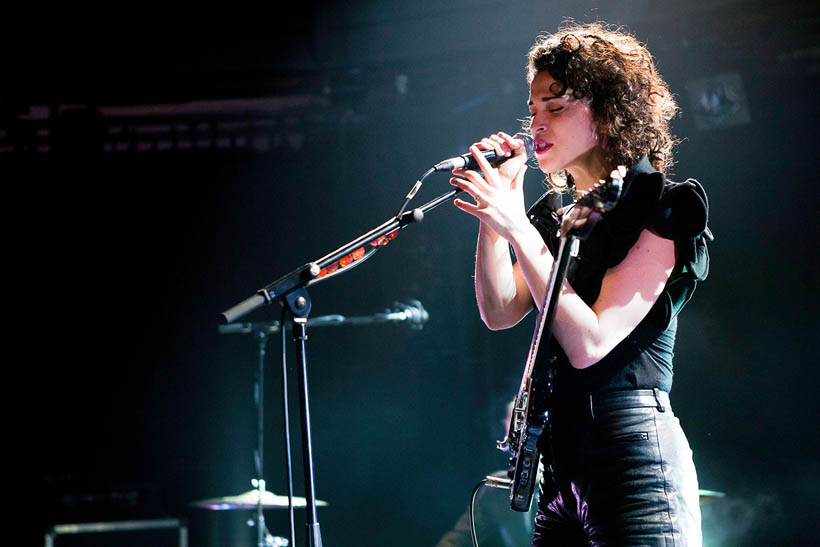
[220,187,462,324]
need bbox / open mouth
[534,139,552,154]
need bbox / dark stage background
[9,1,820,545]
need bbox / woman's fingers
[452,180,491,217]
[452,167,491,193]
[499,131,526,154]
[459,132,528,191]
[469,144,498,177]
[453,197,481,216]
[450,175,484,204]
[480,136,509,159]
[491,134,514,156]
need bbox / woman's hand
[450,131,531,241]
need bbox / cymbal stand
[250,323,291,547]
[253,327,267,547]
[219,318,293,547]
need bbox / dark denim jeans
[532,394,701,546]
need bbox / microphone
[391,299,429,329]
[433,133,534,172]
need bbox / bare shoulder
[614,229,675,272]
[593,229,675,312]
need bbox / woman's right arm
[474,221,534,330]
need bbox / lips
[534,139,552,154]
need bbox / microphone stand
[221,188,460,547]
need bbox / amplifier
[44,518,187,547]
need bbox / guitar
[497,168,624,512]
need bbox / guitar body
[509,408,543,510]
[508,367,554,511]
[510,434,540,511]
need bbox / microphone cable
[394,167,435,221]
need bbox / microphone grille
[514,133,535,160]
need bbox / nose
[530,113,547,135]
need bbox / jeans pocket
[608,431,649,443]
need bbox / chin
[536,157,557,174]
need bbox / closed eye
[549,106,564,113]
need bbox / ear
[596,123,610,148]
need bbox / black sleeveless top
[526,157,711,408]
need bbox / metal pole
[254,331,268,547]
[292,316,322,547]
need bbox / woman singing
[450,23,710,546]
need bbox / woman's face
[528,71,602,175]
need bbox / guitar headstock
[560,166,625,239]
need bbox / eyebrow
[528,95,567,106]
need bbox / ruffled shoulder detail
[657,178,711,286]
[589,162,665,269]
[583,157,711,271]
[652,178,709,241]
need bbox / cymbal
[698,489,726,502]
[191,489,328,510]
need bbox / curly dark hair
[526,22,679,180]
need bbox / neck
[566,146,609,193]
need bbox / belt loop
[653,387,666,412]
[588,394,595,420]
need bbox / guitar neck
[506,233,575,440]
